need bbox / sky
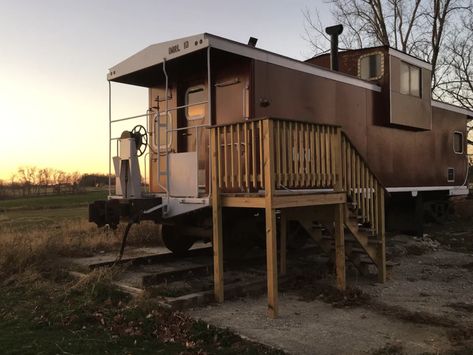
[0,0,332,181]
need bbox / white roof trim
[108,33,381,92]
[387,186,468,196]
[388,48,432,71]
[108,34,210,81]
[431,100,473,117]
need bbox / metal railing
[107,96,155,198]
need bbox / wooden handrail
[341,133,385,237]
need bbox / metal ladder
[154,59,171,210]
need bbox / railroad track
[78,243,328,309]
[88,246,213,269]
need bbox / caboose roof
[108,33,472,118]
[107,33,381,92]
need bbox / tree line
[0,166,111,198]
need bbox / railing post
[280,209,287,276]
[211,127,224,302]
[334,127,343,192]
[377,187,386,282]
[263,118,278,318]
[334,203,346,290]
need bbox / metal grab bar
[155,100,208,115]
[167,124,209,132]
[111,111,155,123]
[153,111,173,151]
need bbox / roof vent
[248,37,258,47]
[325,25,344,71]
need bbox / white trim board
[387,186,469,196]
[388,48,432,71]
[431,100,473,118]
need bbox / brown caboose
[89,31,471,317]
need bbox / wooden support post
[263,119,278,318]
[211,128,224,302]
[280,209,287,276]
[334,127,343,192]
[377,189,386,283]
[334,203,346,291]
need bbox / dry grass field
[2,192,473,354]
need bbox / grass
[0,198,282,354]
[0,240,281,354]
[0,272,186,355]
[0,190,108,230]
[0,189,108,211]
[0,275,280,354]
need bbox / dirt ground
[189,218,473,354]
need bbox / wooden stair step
[345,246,365,254]
[320,234,381,246]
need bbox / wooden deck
[210,118,386,318]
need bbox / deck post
[280,209,287,276]
[263,118,278,318]
[334,127,343,192]
[334,203,346,290]
[211,128,224,302]
[377,189,386,283]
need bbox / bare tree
[52,169,66,193]
[37,168,52,194]
[304,0,470,89]
[305,0,473,155]
[435,12,473,104]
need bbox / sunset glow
[0,1,346,181]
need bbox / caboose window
[453,131,464,154]
[400,61,421,97]
[186,86,206,119]
[447,168,455,182]
[359,53,383,80]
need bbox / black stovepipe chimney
[325,24,344,71]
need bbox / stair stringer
[286,206,372,275]
[344,205,385,279]
[285,204,385,279]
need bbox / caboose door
[167,83,208,198]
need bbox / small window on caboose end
[186,86,206,120]
[453,131,464,154]
[447,168,455,182]
[359,52,384,80]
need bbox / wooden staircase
[209,117,387,317]
[286,133,387,282]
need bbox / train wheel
[161,225,195,255]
